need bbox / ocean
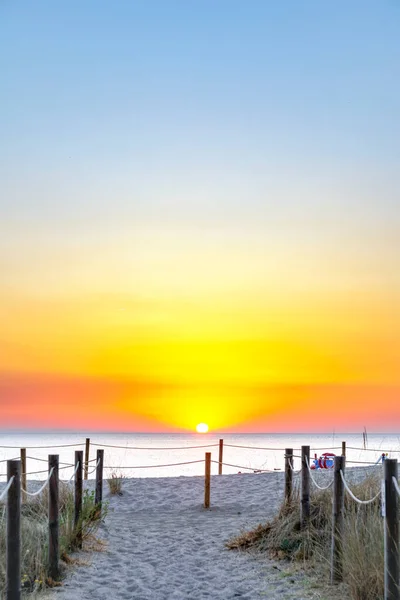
[1,431,399,480]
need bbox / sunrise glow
[196,423,209,434]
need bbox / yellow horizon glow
[1,223,399,431]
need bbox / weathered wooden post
[331,455,346,584]
[84,438,90,481]
[341,441,346,457]
[384,458,399,600]
[95,449,104,508]
[7,459,21,600]
[218,439,223,475]
[301,445,310,528]
[48,455,59,581]
[20,448,27,505]
[204,452,211,508]
[74,450,83,548]
[285,448,293,504]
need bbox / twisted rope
[224,444,291,451]
[346,446,400,453]
[87,458,100,475]
[392,476,400,497]
[286,458,301,475]
[21,464,72,477]
[22,469,50,476]
[26,456,74,466]
[67,462,80,483]
[21,468,55,497]
[0,476,15,501]
[309,446,342,451]
[0,443,84,449]
[305,456,334,490]
[340,470,381,504]
[1,466,67,478]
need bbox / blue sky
[1,1,399,302]
[1,1,399,227]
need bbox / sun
[196,423,209,434]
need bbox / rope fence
[289,447,400,598]
[305,456,334,490]
[26,455,74,466]
[0,437,390,481]
[0,452,107,596]
[0,442,84,449]
[339,470,380,504]
[2,439,396,454]
[66,462,80,483]
[211,460,274,473]
[21,468,55,497]
[87,458,101,476]
[224,443,293,451]
[392,476,400,497]
[288,462,301,475]
[1,438,400,599]
[0,476,15,502]
[347,445,400,453]
[91,442,219,450]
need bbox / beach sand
[43,471,347,600]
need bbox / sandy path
[47,472,339,600]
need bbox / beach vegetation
[0,483,106,595]
[107,470,125,495]
[227,471,384,600]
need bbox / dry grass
[228,470,385,600]
[0,483,106,595]
[107,471,124,495]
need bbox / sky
[1,1,399,432]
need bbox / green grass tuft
[228,470,385,600]
[0,482,106,594]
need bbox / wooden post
[7,459,21,600]
[204,452,211,508]
[301,445,310,528]
[84,438,90,481]
[285,448,293,504]
[384,459,399,600]
[95,449,104,508]
[74,450,83,549]
[218,439,223,475]
[48,455,59,581]
[20,449,27,505]
[331,455,346,584]
[341,441,346,457]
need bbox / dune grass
[107,471,125,495]
[0,482,106,595]
[228,470,384,600]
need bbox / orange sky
[1,263,399,432]
[1,224,399,431]
[1,3,399,432]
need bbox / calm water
[1,432,400,480]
